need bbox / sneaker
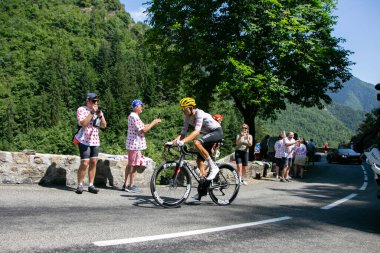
[280,178,287,182]
[241,180,248,185]
[127,185,141,193]
[121,184,128,191]
[88,185,99,194]
[192,193,202,201]
[286,178,292,182]
[206,165,219,180]
[75,185,83,194]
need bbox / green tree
[352,108,380,152]
[146,0,353,141]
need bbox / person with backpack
[74,93,107,194]
[307,139,316,166]
[260,135,270,160]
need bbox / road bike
[150,143,240,208]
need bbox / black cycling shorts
[235,150,249,166]
[79,143,99,160]
[197,127,224,161]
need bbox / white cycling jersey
[181,108,221,135]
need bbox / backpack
[72,126,81,145]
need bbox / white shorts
[294,156,307,166]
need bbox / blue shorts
[79,143,99,160]
[284,157,293,167]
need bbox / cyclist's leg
[195,128,223,159]
[195,154,207,178]
[194,140,218,180]
[192,148,210,200]
[195,128,223,180]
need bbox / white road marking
[359,182,368,191]
[360,165,368,190]
[321,193,358,210]
[93,216,292,247]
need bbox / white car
[364,147,380,199]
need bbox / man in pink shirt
[75,93,107,194]
[122,99,161,193]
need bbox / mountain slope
[328,77,378,112]
[262,99,366,148]
[261,76,374,147]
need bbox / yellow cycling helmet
[179,97,196,108]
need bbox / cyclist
[172,98,223,189]
[213,114,223,124]
[211,114,224,159]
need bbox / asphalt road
[1,156,379,253]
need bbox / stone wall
[0,151,154,187]
[0,150,269,186]
[216,153,270,179]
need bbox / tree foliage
[146,0,353,141]
[0,0,370,164]
[352,108,380,152]
[0,0,161,153]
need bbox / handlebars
[164,139,224,156]
[164,142,197,156]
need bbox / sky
[121,0,380,85]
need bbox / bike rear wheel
[209,164,240,205]
[150,162,192,208]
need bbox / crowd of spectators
[255,132,318,182]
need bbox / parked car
[364,147,380,199]
[372,163,380,200]
[326,148,362,164]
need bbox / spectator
[281,132,296,182]
[211,114,224,160]
[307,139,316,166]
[324,142,329,155]
[260,135,270,160]
[293,138,307,178]
[122,99,161,193]
[235,123,253,185]
[75,93,107,194]
[254,143,261,160]
[274,133,285,180]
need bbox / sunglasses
[242,127,248,129]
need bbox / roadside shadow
[94,159,114,187]
[38,184,77,192]
[39,162,71,191]
[120,193,160,208]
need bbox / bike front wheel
[209,164,240,205]
[150,162,192,208]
